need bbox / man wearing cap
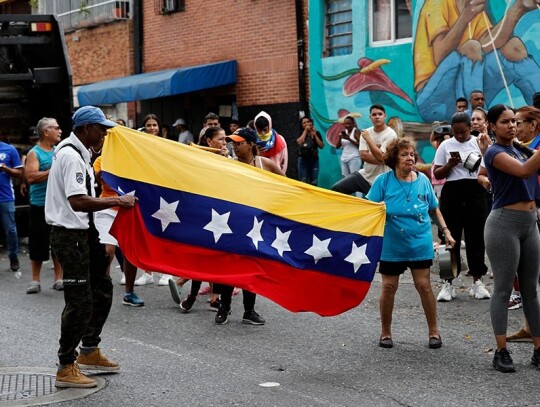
[45,106,137,388]
[172,118,193,145]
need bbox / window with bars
[324,0,353,57]
[370,0,412,44]
[155,0,185,15]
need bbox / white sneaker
[473,280,491,299]
[469,282,477,297]
[437,282,454,302]
[120,274,126,285]
[158,274,173,286]
[134,273,154,286]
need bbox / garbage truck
[0,14,73,237]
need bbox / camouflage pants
[51,226,112,366]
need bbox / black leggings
[214,283,256,311]
[440,179,489,279]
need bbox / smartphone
[449,151,462,162]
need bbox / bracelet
[441,227,449,232]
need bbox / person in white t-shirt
[335,116,361,179]
[433,111,492,303]
[332,105,397,195]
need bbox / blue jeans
[0,201,19,259]
[416,50,540,122]
[297,156,320,185]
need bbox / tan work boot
[77,348,120,371]
[55,363,97,388]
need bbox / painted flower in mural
[324,109,362,148]
[321,58,413,104]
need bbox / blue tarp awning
[77,60,237,106]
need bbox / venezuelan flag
[102,126,385,316]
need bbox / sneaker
[55,363,97,388]
[26,281,41,294]
[508,293,522,310]
[134,272,154,286]
[168,278,182,304]
[532,347,540,369]
[242,310,266,325]
[10,256,19,272]
[215,305,231,325]
[209,299,221,312]
[179,294,196,313]
[198,285,211,295]
[119,274,126,285]
[77,348,120,372]
[507,328,532,342]
[472,280,491,300]
[52,280,64,291]
[123,292,145,307]
[437,282,454,302]
[493,348,515,373]
[158,274,173,286]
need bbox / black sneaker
[532,347,540,369]
[179,295,196,313]
[493,348,515,373]
[242,310,265,325]
[215,305,231,325]
[209,299,221,312]
[10,256,19,272]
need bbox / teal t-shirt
[366,171,438,262]
[29,145,55,206]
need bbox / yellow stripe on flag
[102,127,385,236]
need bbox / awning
[77,60,237,106]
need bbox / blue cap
[72,106,117,128]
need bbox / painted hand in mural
[460,0,486,22]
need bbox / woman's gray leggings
[485,208,540,337]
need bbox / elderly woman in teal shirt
[366,137,455,350]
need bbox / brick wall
[65,20,134,86]
[142,0,302,107]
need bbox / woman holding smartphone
[335,116,361,181]
[433,112,491,302]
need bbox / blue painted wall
[309,0,540,188]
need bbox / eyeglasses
[516,119,531,125]
[47,126,60,130]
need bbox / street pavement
[0,245,538,407]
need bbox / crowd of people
[0,90,539,388]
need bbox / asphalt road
[0,246,538,407]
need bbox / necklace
[90,146,102,155]
[395,171,414,202]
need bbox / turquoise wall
[309,0,540,188]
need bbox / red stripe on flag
[111,205,371,316]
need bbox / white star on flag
[304,235,332,264]
[204,209,232,243]
[344,242,371,273]
[272,227,292,257]
[118,186,136,196]
[151,197,180,232]
[247,217,264,249]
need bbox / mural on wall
[309,0,540,189]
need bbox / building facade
[310,0,540,188]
